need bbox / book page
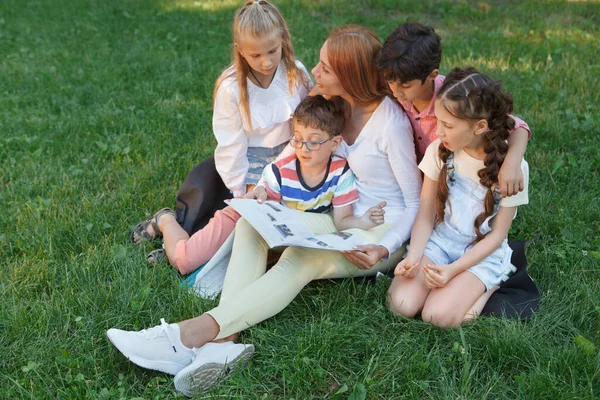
[227,199,368,251]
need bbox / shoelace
[140,318,199,358]
[141,318,178,353]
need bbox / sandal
[147,248,167,265]
[130,208,176,245]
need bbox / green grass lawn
[1,0,599,398]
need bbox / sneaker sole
[106,330,187,376]
[174,344,255,397]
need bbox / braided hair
[435,67,515,244]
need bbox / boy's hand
[498,157,524,198]
[239,191,254,199]
[240,186,268,203]
[359,201,386,230]
[394,255,421,278]
[422,263,456,289]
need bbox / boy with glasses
[138,95,385,276]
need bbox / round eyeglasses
[289,136,334,151]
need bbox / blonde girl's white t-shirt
[335,96,422,254]
[213,60,312,197]
[419,139,529,207]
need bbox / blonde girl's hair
[435,67,516,245]
[213,0,309,130]
[326,25,389,104]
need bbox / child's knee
[387,289,420,318]
[421,303,462,328]
[221,206,241,222]
[172,239,195,275]
[172,256,191,275]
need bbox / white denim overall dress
[423,153,515,290]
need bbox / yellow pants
[207,214,406,339]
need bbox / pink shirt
[398,75,532,163]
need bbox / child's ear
[428,69,439,81]
[474,119,489,136]
[330,135,343,151]
[234,43,244,58]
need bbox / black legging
[176,156,232,235]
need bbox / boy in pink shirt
[375,23,531,197]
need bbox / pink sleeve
[508,114,532,140]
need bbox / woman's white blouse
[336,96,422,254]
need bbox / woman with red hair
[106,25,421,396]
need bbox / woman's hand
[422,263,457,289]
[240,186,268,203]
[358,201,386,230]
[343,244,389,270]
[394,255,421,278]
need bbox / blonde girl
[130,0,312,274]
[388,67,530,327]
[213,0,311,197]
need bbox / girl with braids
[129,0,312,270]
[388,67,530,327]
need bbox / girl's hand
[422,263,457,289]
[240,186,268,203]
[358,201,386,230]
[394,255,421,278]
[498,158,524,198]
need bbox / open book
[226,199,367,251]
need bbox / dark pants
[481,239,539,319]
[176,156,232,235]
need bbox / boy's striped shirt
[257,154,358,213]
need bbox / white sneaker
[173,341,255,397]
[107,318,196,375]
